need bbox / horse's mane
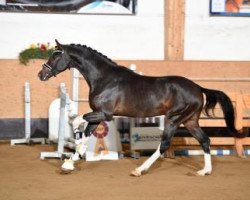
[68,43,118,66]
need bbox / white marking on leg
[197,153,212,176]
[72,136,90,160]
[131,144,161,176]
[62,136,90,171]
[76,136,89,156]
[81,135,90,146]
[61,135,89,170]
[71,152,80,162]
[70,115,89,161]
[71,116,87,130]
[62,116,89,171]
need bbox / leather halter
[42,63,52,71]
[42,50,64,77]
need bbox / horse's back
[111,72,203,117]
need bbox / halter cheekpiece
[42,50,64,72]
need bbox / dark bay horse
[38,40,243,176]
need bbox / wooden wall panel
[165,0,185,60]
[0,60,249,118]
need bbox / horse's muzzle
[38,70,51,81]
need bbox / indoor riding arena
[1,1,250,200]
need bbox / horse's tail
[200,87,245,138]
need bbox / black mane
[68,43,118,66]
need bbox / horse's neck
[69,47,116,90]
[76,59,113,92]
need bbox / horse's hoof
[60,168,73,175]
[61,159,75,171]
[197,169,212,176]
[130,169,141,177]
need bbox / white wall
[184,0,250,61]
[0,1,164,59]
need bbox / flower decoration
[19,42,54,65]
[40,44,47,51]
[29,44,37,49]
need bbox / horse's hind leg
[131,121,177,177]
[184,120,212,176]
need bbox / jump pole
[11,81,45,145]
[40,83,73,159]
[174,149,250,156]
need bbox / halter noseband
[42,50,65,77]
[42,63,52,71]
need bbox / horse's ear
[55,39,63,50]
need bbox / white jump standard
[11,81,45,146]
[40,83,73,159]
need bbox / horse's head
[38,39,71,81]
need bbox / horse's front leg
[61,111,110,171]
[131,122,177,176]
[83,111,109,124]
[73,111,112,158]
[61,122,100,171]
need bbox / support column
[165,0,185,61]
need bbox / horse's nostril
[38,71,44,80]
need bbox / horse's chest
[90,96,106,108]
[89,90,117,110]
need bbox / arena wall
[0,59,249,139]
